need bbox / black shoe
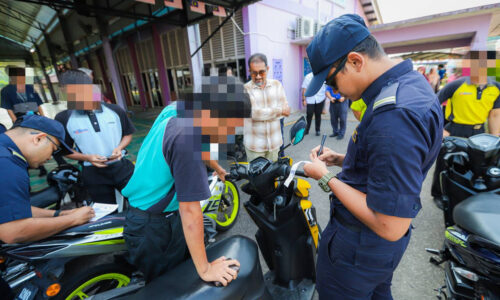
[336,135,344,140]
[316,132,320,136]
[329,133,338,138]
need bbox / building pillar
[101,34,127,110]
[470,14,492,51]
[152,24,171,105]
[186,24,203,93]
[34,44,58,104]
[57,10,79,69]
[43,33,61,82]
[127,36,148,109]
[97,49,115,103]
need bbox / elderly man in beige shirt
[243,53,290,162]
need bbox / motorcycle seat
[57,212,126,235]
[454,193,500,245]
[126,235,268,300]
[30,186,60,209]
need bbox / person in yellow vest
[350,99,366,121]
[431,50,500,202]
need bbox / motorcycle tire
[214,180,240,232]
[56,262,134,300]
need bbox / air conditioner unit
[314,22,325,36]
[295,17,315,39]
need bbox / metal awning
[0,0,258,64]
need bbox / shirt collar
[361,59,413,105]
[0,133,27,164]
[462,76,497,88]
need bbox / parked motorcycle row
[2,117,500,299]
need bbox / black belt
[333,211,362,233]
[128,206,178,219]
[448,122,483,130]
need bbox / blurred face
[462,51,495,85]
[192,109,244,161]
[64,84,102,111]
[249,61,268,87]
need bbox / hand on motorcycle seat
[200,256,240,287]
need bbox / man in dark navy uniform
[0,115,94,245]
[302,15,443,299]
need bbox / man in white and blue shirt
[55,70,135,204]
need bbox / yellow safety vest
[445,82,500,125]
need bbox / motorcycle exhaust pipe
[9,270,37,288]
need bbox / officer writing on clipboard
[302,15,443,299]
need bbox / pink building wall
[244,0,364,112]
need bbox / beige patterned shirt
[243,79,289,152]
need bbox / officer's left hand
[304,157,329,181]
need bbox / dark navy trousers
[329,101,348,137]
[316,203,411,300]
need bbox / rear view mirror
[290,116,307,145]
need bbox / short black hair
[6,66,25,77]
[438,64,444,68]
[333,35,385,68]
[180,76,251,119]
[59,69,92,85]
[248,53,268,67]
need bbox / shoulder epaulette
[373,81,399,111]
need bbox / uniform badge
[352,127,358,143]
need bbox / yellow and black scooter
[102,116,320,300]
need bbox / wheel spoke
[77,291,89,299]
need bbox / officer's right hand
[200,256,240,286]
[87,154,108,168]
[70,207,95,226]
[310,146,345,167]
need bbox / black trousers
[123,207,187,283]
[431,122,485,197]
[306,101,324,134]
[82,159,134,204]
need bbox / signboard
[273,59,283,84]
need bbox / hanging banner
[136,0,155,4]
[164,0,183,9]
[212,5,226,17]
[190,1,206,14]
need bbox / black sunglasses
[45,135,63,156]
[325,56,348,91]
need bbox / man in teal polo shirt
[122,76,251,286]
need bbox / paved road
[219,111,445,299]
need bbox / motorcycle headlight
[452,266,479,282]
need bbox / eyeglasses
[45,135,62,156]
[250,70,267,77]
[325,56,348,91]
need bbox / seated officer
[55,70,136,204]
[431,50,500,201]
[0,115,94,244]
[121,76,251,286]
[302,15,443,299]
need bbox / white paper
[284,160,311,187]
[90,203,118,222]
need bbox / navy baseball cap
[305,14,370,97]
[15,115,73,155]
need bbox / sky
[376,0,499,23]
